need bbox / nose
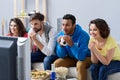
[31,24,35,28]
[90,30,94,35]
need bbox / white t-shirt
[28,27,57,56]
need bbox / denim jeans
[44,55,58,70]
[31,50,46,63]
[90,61,120,80]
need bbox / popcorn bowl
[55,67,68,79]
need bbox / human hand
[60,37,68,46]
[57,36,67,46]
[62,35,73,46]
[88,41,95,50]
[57,36,62,43]
[29,31,37,41]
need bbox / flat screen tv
[0,36,31,80]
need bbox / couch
[32,42,120,80]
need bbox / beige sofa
[32,42,120,80]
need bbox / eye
[34,23,38,25]
[93,28,97,31]
[89,29,92,31]
[10,25,17,27]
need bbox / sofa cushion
[32,42,120,80]
[32,62,44,70]
[32,62,120,80]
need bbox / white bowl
[55,67,68,79]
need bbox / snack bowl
[55,67,68,79]
[31,70,50,80]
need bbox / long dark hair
[9,18,27,37]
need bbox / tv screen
[0,36,31,80]
[0,36,17,80]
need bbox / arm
[29,28,57,56]
[28,28,36,52]
[41,28,57,56]
[55,35,67,58]
[29,32,44,51]
[70,38,90,60]
[55,43,67,58]
[88,40,115,65]
[88,42,99,63]
[89,36,117,65]
[92,47,115,65]
[64,34,90,60]
[91,51,99,63]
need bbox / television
[0,36,31,80]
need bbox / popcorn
[55,67,68,79]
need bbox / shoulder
[49,27,57,37]
[57,31,64,37]
[106,36,117,48]
[107,36,116,43]
[76,24,89,36]
[50,27,57,33]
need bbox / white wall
[0,0,13,35]
[0,0,28,35]
[0,0,120,41]
[47,0,120,41]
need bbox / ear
[41,21,44,24]
[73,24,76,28]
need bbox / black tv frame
[0,36,18,80]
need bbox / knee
[99,65,107,74]
[44,56,50,64]
[53,58,62,67]
[90,64,98,72]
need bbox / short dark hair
[89,18,110,38]
[63,14,76,24]
[29,13,44,22]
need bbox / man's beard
[33,28,41,33]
